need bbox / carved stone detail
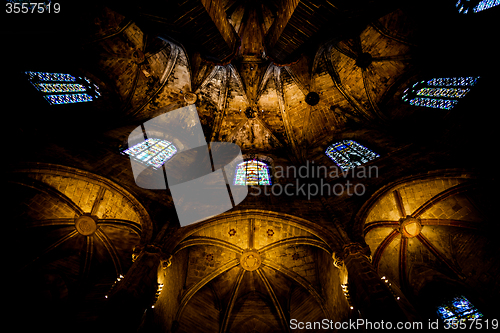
[399,216,422,238]
[184,92,197,104]
[240,250,262,271]
[75,214,98,236]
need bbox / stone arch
[153,209,350,333]
[352,168,498,316]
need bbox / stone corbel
[331,251,344,269]
[161,253,173,269]
[131,245,143,262]
[332,252,352,308]
[332,252,348,285]
[342,242,372,262]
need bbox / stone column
[99,245,170,333]
[341,242,407,323]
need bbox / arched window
[456,0,500,14]
[234,159,272,185]
[437,295,483,323]
[25,71,101,105]
[402,76,480,110]
[325,140,379,172]
[122,138,177,169]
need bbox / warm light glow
[404,222,419,236]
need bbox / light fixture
[341,283,353,309]
[380,276,401,302]
[151,283,164,309]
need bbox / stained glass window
[122,138,177,169]
[325,140,379,172]
[456,0,500,14]
[437,296,483,324]
[234,159,272,185]
[25,71,101,105]
[402,76,480,110]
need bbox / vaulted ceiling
[6,0,497,164]
[357,171,499,314]
[4,0,499,332]
[364,174,495,294]
[7,164,153,331]
[160,212,347,333]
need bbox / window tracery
[26,71,101,105]
[437,295,483,323]
[234,159,272,185]
[402,76,480,110]
[325,140,379,172]
[456,0,500,14]
[122,138,177,169]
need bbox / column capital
[340,243,407,321]
[132,244,172,268]
[331,252,344,268]
[341,242,371,260]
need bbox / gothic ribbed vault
[4,0,499,332]
[157,211,346,333]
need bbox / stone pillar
[99,245,170,333]
[341,242,408,322]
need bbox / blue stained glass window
[415,88,470,98]
[234,159,271,185]
[437,296,483,325]
[26,71,76,82]
[34,83,87,93]
[402,76,480,110]
[44,94,95,105]
[474,0,500,12]
[122,138,177,169]
[456,0,500,14]
[25,71,100,105]
[426,77,480,87]
[409,98,459,110]
[325,140,379,172]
